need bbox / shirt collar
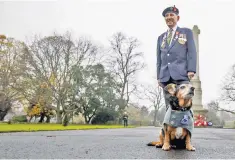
[168,25,178,32]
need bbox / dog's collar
[174,105,188,111]
[169,96,190,112]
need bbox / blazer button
[167,54,169,56]
[168,63,170,64]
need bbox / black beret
[162,5,179,17]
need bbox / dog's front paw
[186,145,196,151]
[162,144,171,151]
[155,142,163,148]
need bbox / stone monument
[191,25,208,116]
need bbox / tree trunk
[56,101,62,123]
[56,110,62,124]
[153,109,158,126]
[0,111,7,121]
[71,112,74,124]
[85,116,89,124]
[46,116,50,123]
[62,113,69,126]
[38,113,45,123]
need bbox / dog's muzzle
[187,87,195,96]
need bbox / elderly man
[156,5,197,110]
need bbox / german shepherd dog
[147,83,196,151]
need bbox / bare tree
[0,35,28,120]
[0,92,11,120]
[207,100,235,115]
[218,64,235,114]
[143,84,165,126]
[24,32,99,123]
[205,100,224,125]
[107,32,145,110]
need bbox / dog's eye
[180,86,185,89]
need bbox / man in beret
[156,5,197,110]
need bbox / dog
[147,83,196,151]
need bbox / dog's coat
[163,107,194,137]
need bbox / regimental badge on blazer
[161,34,167,48]
[178,33,187,45]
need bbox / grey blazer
[157,27,197,82]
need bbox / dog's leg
[181,129,187,139]
[185,133,196,151]
[162,127,171,151]
[147,130,164,147]
[155,129,164,148]
[170,130,176,140]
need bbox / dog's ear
[163,83,175,91]
[164,83,177,96]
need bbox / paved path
[0,126,235,159]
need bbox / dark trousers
[123,119,128,127]
[161,77,190,111]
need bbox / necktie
[167,29,173,45]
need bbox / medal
[175,31,179,39]
[178,34,187,44]
[161,41,166,48]
[161,34,167,48]
[178,38,185,44]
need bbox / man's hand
[188,72,195,80]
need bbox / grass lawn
[0,123,135,133]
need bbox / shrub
[11,115,28,123]
[91,109,118,124]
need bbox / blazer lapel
[167,27,180,52]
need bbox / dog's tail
[146,141,162,147]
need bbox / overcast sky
[1,0,235,107]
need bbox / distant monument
[191,25,208,116]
